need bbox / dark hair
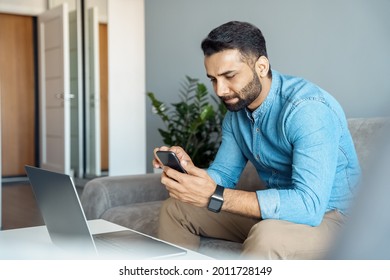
[201,21,269,65]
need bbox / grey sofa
[80,118,389,259]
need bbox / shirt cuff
[256,189,281,220]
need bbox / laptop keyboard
[94,235,136,255]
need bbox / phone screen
[156,151,187,173]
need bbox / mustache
[219,94,239,102]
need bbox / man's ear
[255,56,270,78]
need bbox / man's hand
[152,146,216,207]
[161,163,216,208]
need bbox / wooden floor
[1,180,85,230]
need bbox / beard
[220,70,262,112]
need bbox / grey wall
[145,0,390,172]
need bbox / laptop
[25,165,186,259]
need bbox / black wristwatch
[207,185,225,213]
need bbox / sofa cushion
[347,117,390,174]
[101,201,163,237]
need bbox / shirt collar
[245,69,280,121]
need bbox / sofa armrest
[80,173,168,220]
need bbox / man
[153,21,361,259]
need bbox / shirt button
[256,128,260,132]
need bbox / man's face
[204,49,262,111]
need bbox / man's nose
[215,80,229,97]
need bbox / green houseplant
[148,76,227,168]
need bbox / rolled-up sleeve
[257,101,341,226]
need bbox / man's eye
[226,74,236,79]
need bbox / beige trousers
[158,197,345,259]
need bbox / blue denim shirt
[207,70,361,226]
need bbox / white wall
[145,0,390,172]
[0,0,46,15]
[108,0,146,175]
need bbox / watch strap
[213,184,224,198]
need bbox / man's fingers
[184,164,206,177]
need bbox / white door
[85,6,101,177]
[38,4,71,175]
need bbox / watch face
[208,198,223,212]
[208,185,224,213]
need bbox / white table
[0,219,212,260]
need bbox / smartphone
[155,151,187,173]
